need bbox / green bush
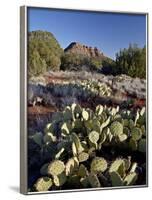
[61,52,104,72]
[28,31,63,76]
[115,44,146,78]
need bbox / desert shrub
[102,44,146,78]
[115,44,146,78]
[60,53,104,72]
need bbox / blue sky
[28,7,146,59]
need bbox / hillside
[28,30,63,76]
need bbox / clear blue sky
[28,7,146,59]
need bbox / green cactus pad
[53,172,67,187]
[78,164,88,177]
[129,138,138,151]
[130,162,137,173]
[72,142,77,156]
[100,116,111,129]
[91,157,107,173]
[35,177,52,192]
[80,177,90,188]
[110,171,124,187]
[99,131,107,145]
[71,133,84,154]
[124,157,131,171]
[109,159,125,178]
[129,119,135,129]
[138,138,146,153]
[65,158,79,176]
[88,131,99,144]
[123,127,130,136]
[123,119,129,127]
[61,122,72,135]
[96,105,103,116]
[48,160,65,176]
[110,121,123,136]
[88,173,101,188]
[82,109,89,121]
[78,152,89,162]
[118,134,128,142]
[131,127,142,141]
[71,103,82,115]
[124,172,137,186]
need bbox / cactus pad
[35,177,52,192]
[110,121,123,136]
[88,131,99,144]
[138,138,146,153]
[61,122,72,135]
[129,138,138,151]
[131,127,142,141]
[110,171,123,186]
[91,157,107,173]
[109,159,125,178]
[48,160,65,176]
[78,152,89,162]
[71,133,84,154]
[96,105,103,116]
[124,172,137,186]
[78,164,88,177]
[88,173,101,188]
[65,158,79,176]
[82,109,89,121]
[53,172,67,186]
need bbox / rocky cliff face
[64,42,104,58]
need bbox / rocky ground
[27,71,146,134]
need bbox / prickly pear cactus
[110,171,124,186]
[131,127,142,141]
[109,159,125,178]
[91,157,107,173]
[88,173,101,188]
[110,121,123,136]
[82,109,89,121]
[30,103,146,191]
[129,138,138,151]
[78,164,88,177]
[96,105,103,116]
[71,133,84,154]
[88,131,99,144]
[53,172,67,186]
[65,158,79,176]
[35,177,52,192]
[124,172,138,186]
[48,160,65,176]
[138,138,146,153]
[78,152,89,162]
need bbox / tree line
[28,31,146,79]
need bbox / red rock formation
[64,42,104,58]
